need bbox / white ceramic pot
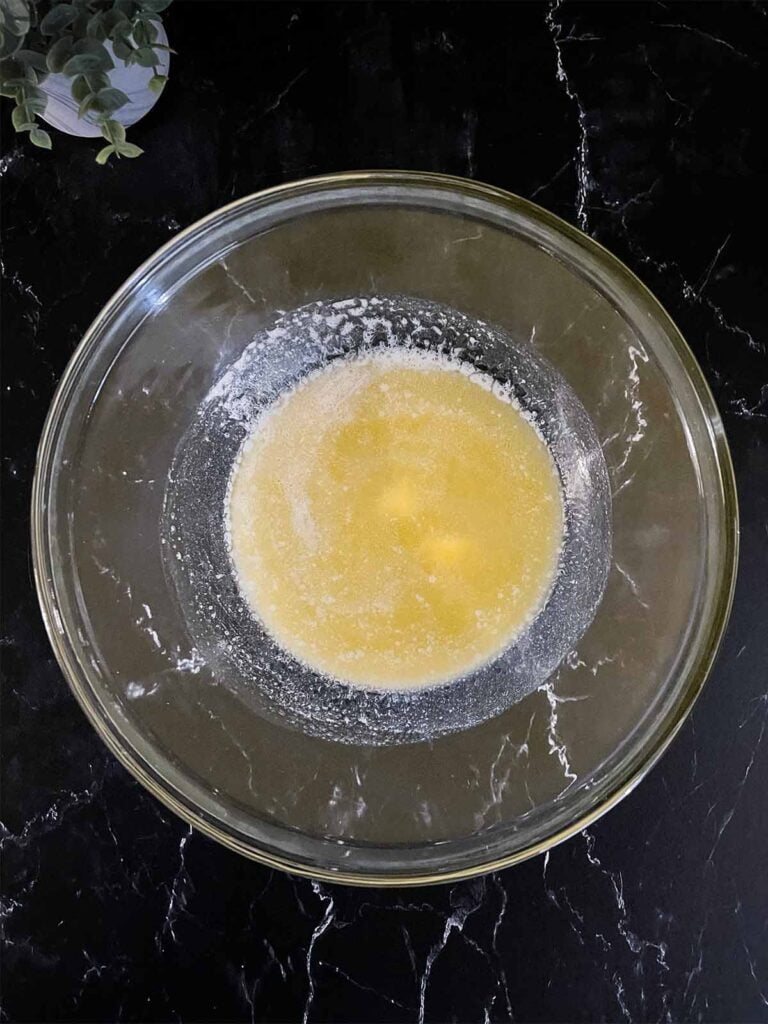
[39,22,170,138]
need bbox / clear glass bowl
[32,172,738,885]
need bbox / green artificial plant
[0,0,172,163]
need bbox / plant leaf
[40,4,77,35]
[113,0,138,17]
[94,86,130,112]
[70,73,89,101]
[77,93,94,117]
[112,37,131,60]
[84,70,110,92]
[62,51,100,74]
[11,103,33,130]
[16,50,49,73]
[0,57,24,82]
[1,1,31,39]
[12,61,38,83]
[0,30,23,61]
[87,12,106,40]
[102,118,126,144]
[143,17,159,43]
[139,0,173,13]
[25,92,47,114]
[116,141,143,158]
[63,50,112,75]
[110,18,133,41]
[46,35,75,72]
[29,126,52,149]
[147,72,166,95]
[103,9,130,33]
[95,143,116,164]
[131,45,157,67]
[72,37,114,60]
[0,83,21,97]
[132,20,149,46]
[71,9,89,38]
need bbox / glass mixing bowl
[32,172,738,885]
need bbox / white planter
[39,22,170,138]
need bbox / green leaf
[25,92,47,114]
[0,30,23,61]
[143,17,159,43]
[147,72,166,95]
[71,9,89,37]
[11,103,33,130]
[87,12,106,40]
[132,20,149,46]
[46,35,75,72]
[62,51,105,74]
[131,45,157,67]
[16,50,49,73]
[0,57,23,82]
[109,18,133,41]
[77,93,94,117]
[84,70,109,92]
[103,9,130,33]
[10,60,38,83]
[139,0,173,12]
[62,40,113,75]
[116,141,143,158]
[102,118,126,144]
[72,36,114,59]
[1,0,31,39]
[113,0,138,17]
[70,73,89,101]
[95,142,115,164]
[29,126,52,149]
[112,37,131,60]
[0,83,21,97]
[94,85,130,112]
[40,4,77,35]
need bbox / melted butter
[228,351,564,688]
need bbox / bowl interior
[164,293,612,746]
[36,174,735,881]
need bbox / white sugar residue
[211,296,535,429]
[126,680,159,700]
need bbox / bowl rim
[31,170,739,886]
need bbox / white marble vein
[157,826,194,949]
[418,882,485,1024]
[260,68,308,118]
[540,682,587,787]
[474,711,537,827]
[0,774,105,852]
[545,0,593,230]
[631,246,763,353]
[302,882,336,1024]
[659,23,753,62]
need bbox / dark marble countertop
[2,3,767,1021]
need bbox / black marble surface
[2,3,767,1021]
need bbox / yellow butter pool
[228,350,564,688]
